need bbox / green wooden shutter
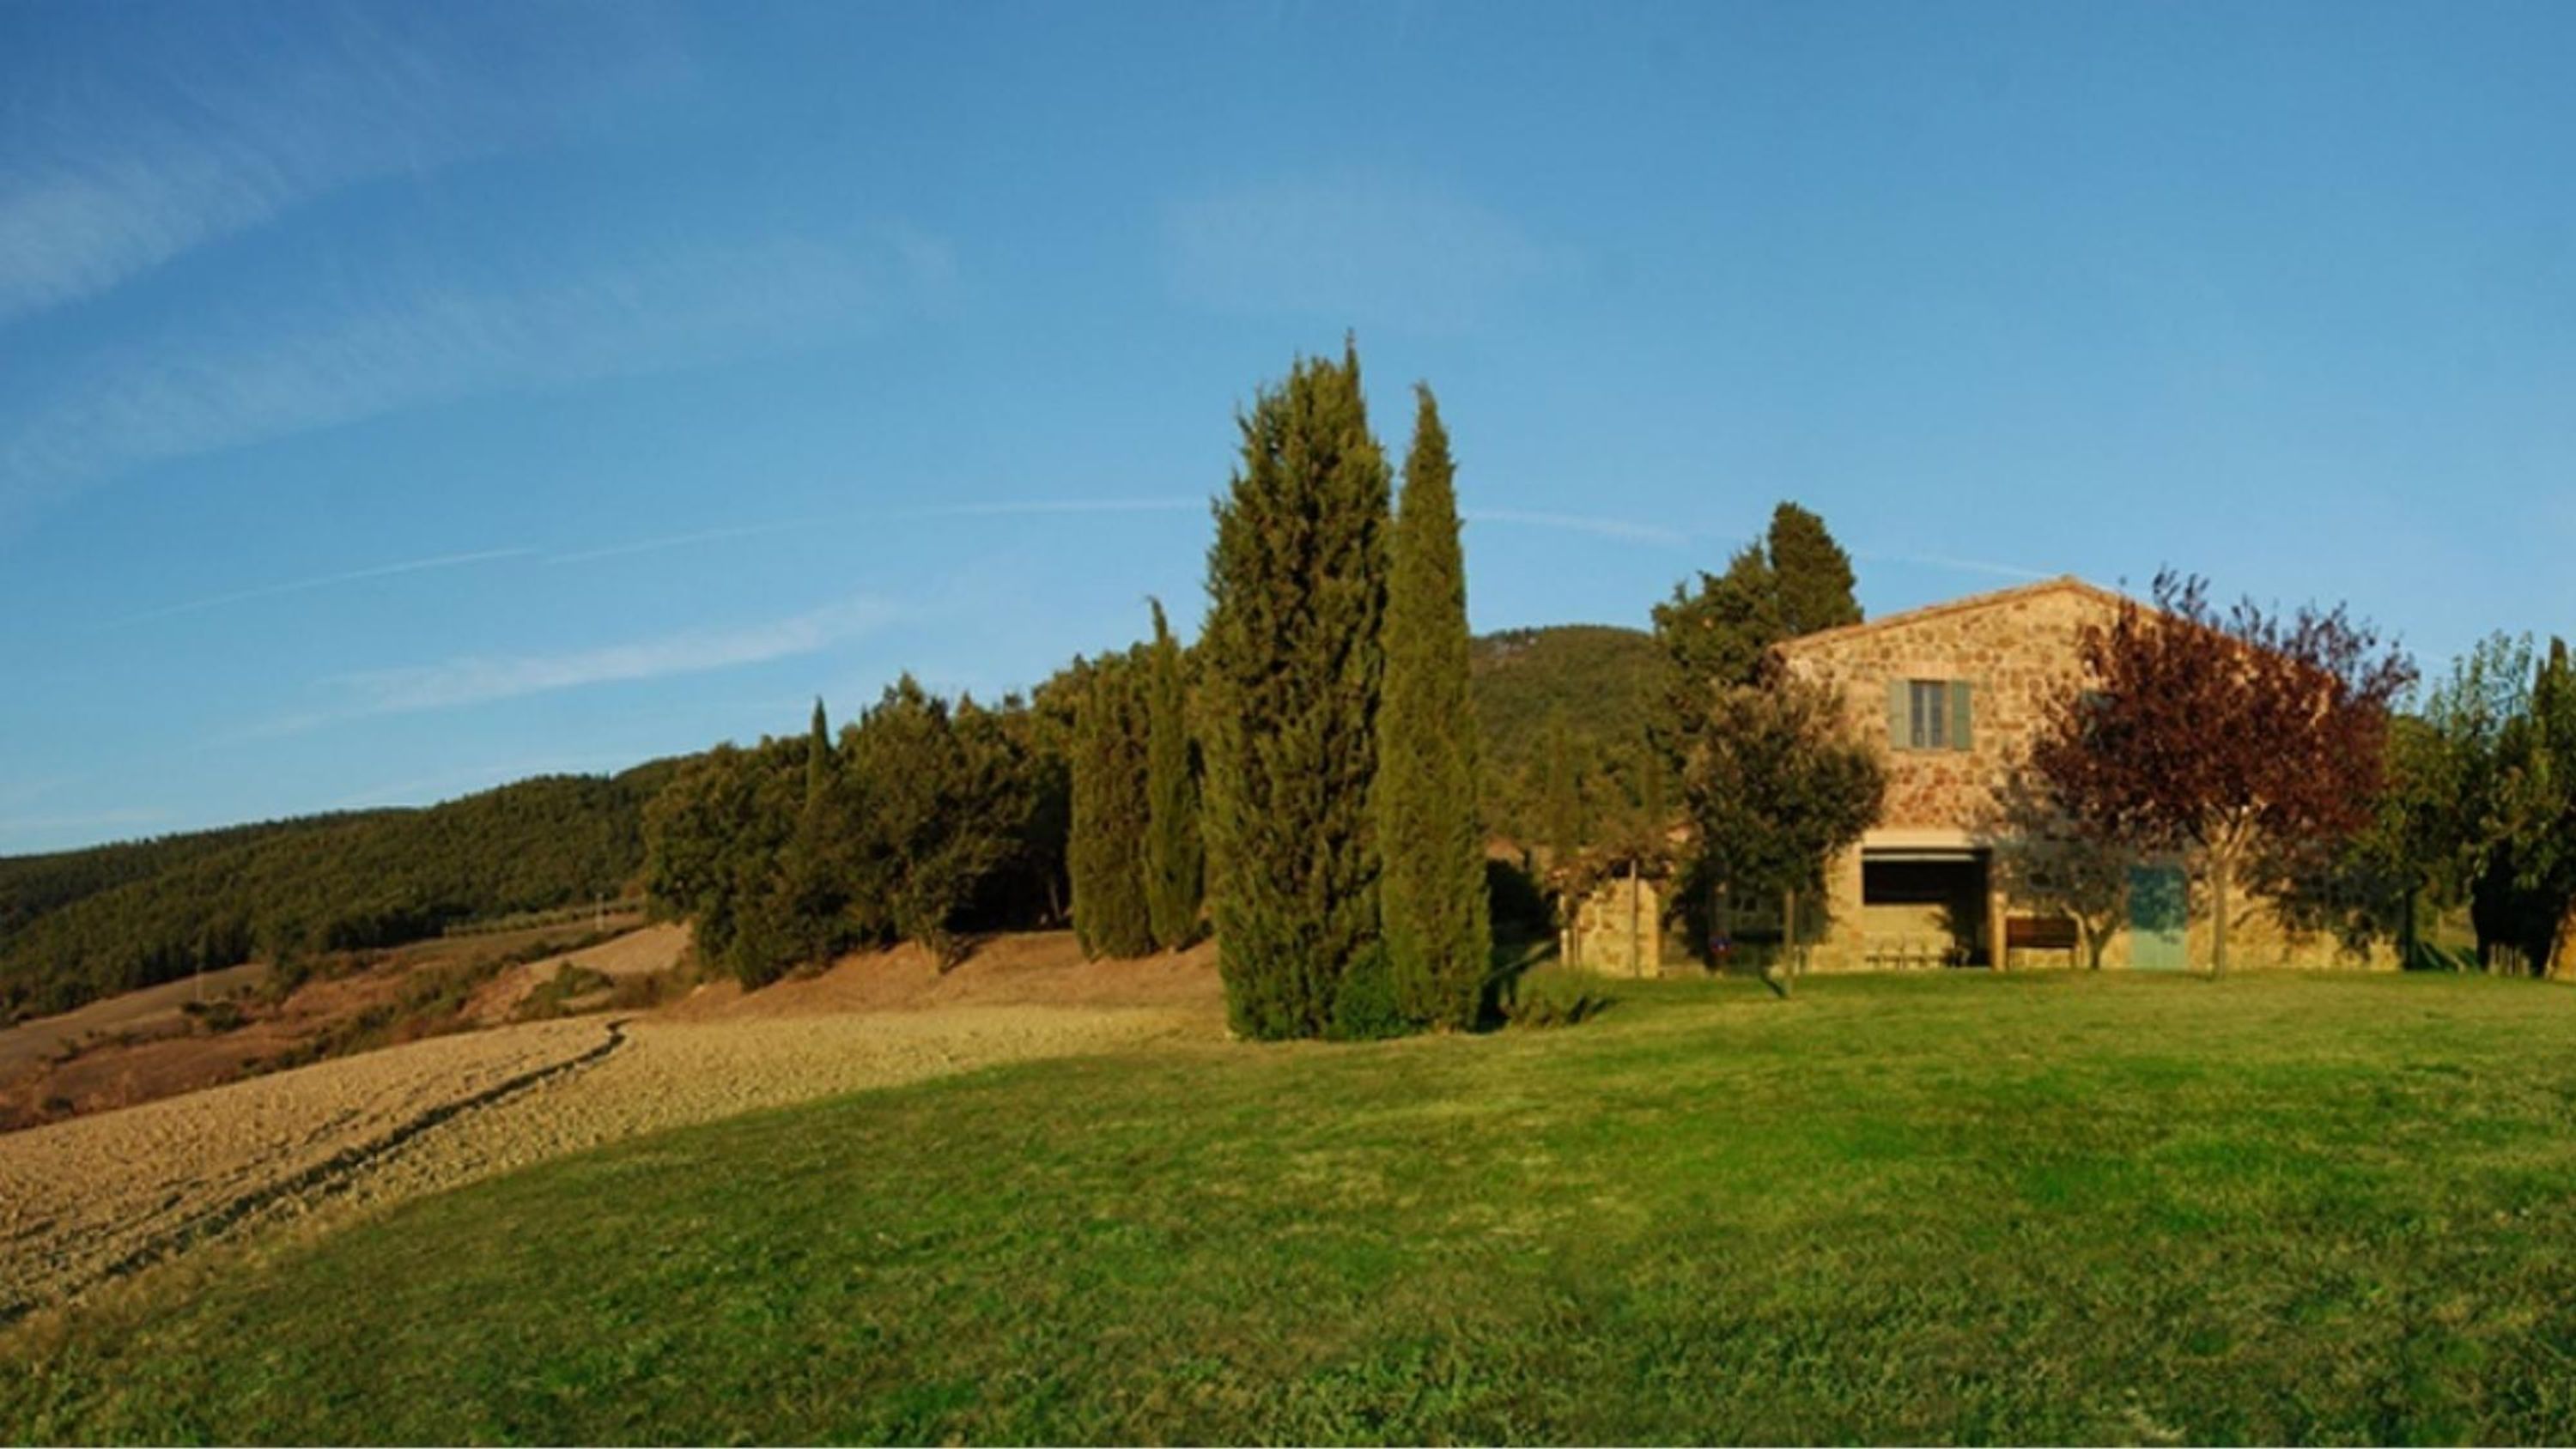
[1949,680,1974,752]
[1887,679,1910,750]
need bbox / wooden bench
[2004,915,2081,968]
[2005,916,2080,950]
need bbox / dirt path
[0,935,1218,1322]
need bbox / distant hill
[3,624,1670,1021]
[0,760,686,1021]
[1470,624,1663,850]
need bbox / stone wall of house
[1774,579,2399,974]
[1779,580,2124,833]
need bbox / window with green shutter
[1910,680,1947,749]
[1893,678,1976,753]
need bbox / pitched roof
[1775,574,2134,655]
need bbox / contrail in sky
[109,497,1205,629]
[1463,507,1691,547]
[1852,549,2055,583]
[108,546,535,627]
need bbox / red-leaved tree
[2030,570,2415,975]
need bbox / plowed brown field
[0,933,1219,1320]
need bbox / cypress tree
[1200,343,1392,1039]
[1640,741,1667,840]
[1142,599,1204,950]
[804,697,830,815]
[1543,711,1583,870]
[1376,386,1490,1030]
[1068,653,1154,958]
[1765,502,1862,639]
[780,697,846,973]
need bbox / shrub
[181,997,247,1034]
[1325,947,1410,1042]
[1502,972,1611,1030]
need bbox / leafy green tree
[1653,543,1781,709]
[2340,636,2530,967]
[1680,667,1886,989]
[2490,639,2576,971]
[1651,503,1862,765]
[643,741,804,986]
[1070,652,1155,959]
[844,678,1033,966]
[969,689,1077,937]
[1376,386,1491,1030]
[1200,344,1393,1040]
[1651,503,1869,968]
[1143,600,1204,950]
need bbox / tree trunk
[2209,848,2232,979]
[1784,884,1801,977]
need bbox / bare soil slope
[0,923,661,1131]
[0,962,269,1078]
[462,920,691,1023]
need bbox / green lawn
[10,971,2576,1444]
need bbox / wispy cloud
[0,227,958,518]
[0,6,683,323]
[1852,549,2056,583]
[108,546,534,627]
[1164,172,1561,333]
[1464,507,1690,547]
[307,594,897,723]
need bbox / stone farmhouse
[1773,576,2394,973]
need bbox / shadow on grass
[1480,930,1617,1031]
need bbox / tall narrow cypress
[803,698,831,819]
[782,696,845,970]
[1544,712,1583,869]
[1142,599,1203,950]
[1069,655,1154,958]
[1376,387,1490,1029]
[1200,344,1392,1039]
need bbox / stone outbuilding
[1560,865,1668,978]
[1772,576,2396,973]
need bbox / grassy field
[8,969,2576,1444]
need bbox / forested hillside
[1471,624,1662,850]
[0,818,366,937]
[0,761,684,1021]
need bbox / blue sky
[3,0,2572,852]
